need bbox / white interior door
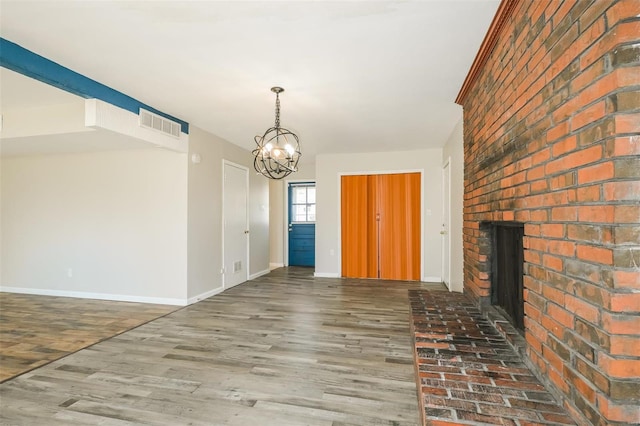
[442,160,451,290]
[223,161,249,289]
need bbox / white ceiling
[0,0,499,162]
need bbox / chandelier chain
[274,93,280,128]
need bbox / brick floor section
[409,290,576,426]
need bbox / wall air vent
[139,108,181,138]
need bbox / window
[291,184,316,222]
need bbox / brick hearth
[410,290,576,426]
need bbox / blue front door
[288,183,316,267]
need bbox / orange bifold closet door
[341,175,378,278]
[341,173,420,281]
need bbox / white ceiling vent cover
[139,108,181,138]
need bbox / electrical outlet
[67,268,73,278]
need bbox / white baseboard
[314,272,340,278]
[249,269,270,280]
[0,286,187,306]
[422,276,442,283]
[186,286,224,305]
[269,262,284,270]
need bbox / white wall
[315,149,443,280]
[442,118,465,292]
[1,126,270,305]
[269,179,284,268]
[0,157,3,284]
[1,101,88,139]
[186,127,222,301]
[186,126,270,302]
[268,162,316,268]
[1,149,188,304]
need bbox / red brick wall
[459,1,640,425]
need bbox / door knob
[440,230,447,235]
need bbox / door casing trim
[442,157,452,290]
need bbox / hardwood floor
[0,268,445,425]
[0,293,178,383]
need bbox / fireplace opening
[491,223,525,331]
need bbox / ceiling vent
[139,108,181,138]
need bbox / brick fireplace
[456,1,639,425]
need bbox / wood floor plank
[0,293,177,382]
[0,267,445,424]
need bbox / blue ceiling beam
[0,38,189,134]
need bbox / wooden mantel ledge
[455,0,521,105]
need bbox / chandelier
[252,87,301,179]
